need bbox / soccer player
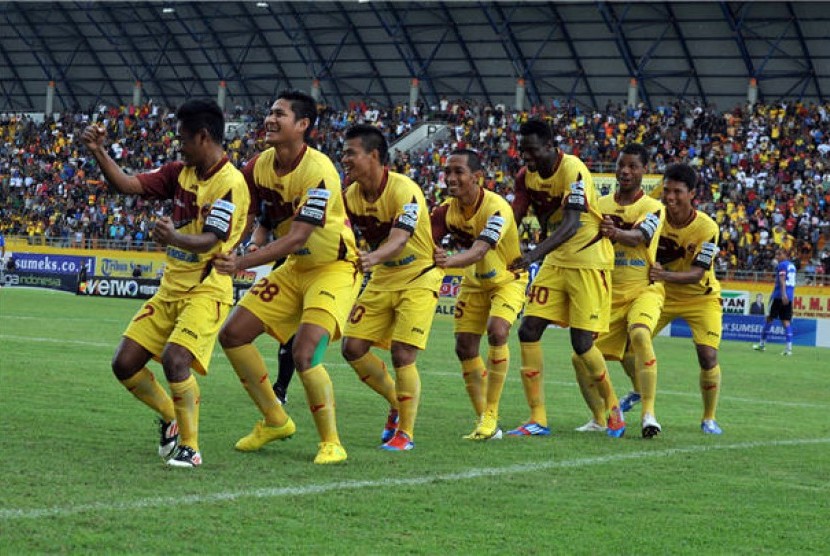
[340,125,443,451]
[214,91,359,464]
[509,119,624,438]
[80,99,250,467]
[431,149,528,440]
[649,163,724,435]
[592,143,665,438]
[753,248,797,355]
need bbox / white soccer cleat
[575,419,607,432]
[641,413,662,439]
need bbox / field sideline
[1,287,828,553]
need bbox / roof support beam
[439,2,490,105]
[334,3,393,106]
[0,41,34,109]
[547,2,597,109]
[720,2,756,79]
[597,1,652,108]
[237,3,294,98]
[664,2,706,105]
[786,2,823,101]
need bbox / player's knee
[111,354,138,381]
[455,342,476,361]
[518,316,547,342]
[696,346,718,369]
[487,328,508,347]
[391,343,417,368]
[218,321,241,349]
[570,330,593,355]
[629,326,651,351]
[161,347,192,382]
[340,338,366,362]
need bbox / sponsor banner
[669,314,817,347]
[0,270,77,292]
[78,276,160,299]
[12,253,96,275]
[97,256,164,278]
[719,280,830,319]
[593,174,663,196]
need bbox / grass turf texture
[1,287,829,553]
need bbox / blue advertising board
[11,253,96,275]
[669,314,817,347]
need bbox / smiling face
[341,137,377,184]
[263,98,307,147]
[661,178,695,222]
[444,154,478,200]
[616,152,645,195]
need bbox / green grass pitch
[1,287,829,553]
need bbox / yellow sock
[349,352,397,407]
[120,367,175,422]
[394,363,420,438]
[700,364,721,421]
[170,374,200,452]
[630,327,657,415]
[300,364,340,444]
[621,351,640,393]
[519,341,546,426]
[224,344,287,427]
[461,357,487,416]
[572,352,606,425]
[485,344,509,414]
[580,345,619,411]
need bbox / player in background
[753,248,797,355]
[509,120,624,438]
[432,149,528,440]
[648,163,724,435]
[81,99,250,467]
[340,125,443,451]
[589,143,665,438]
[215,91,359,464]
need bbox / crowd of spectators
[2,95,830,281]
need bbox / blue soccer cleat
[619,391,641,413]
[606,406,626,438]
[701,419,723,435]
[507,421,552,436]
[380,431,414,451]
[381,408,399,443]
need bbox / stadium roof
[2,1,828,113]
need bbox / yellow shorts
[454,278,527,336]
[596,282,664,361]
[344,287,439,350]
[655,295,722,349]
[123,294,230,375]
[524,265,611,333]
[239,260,360,343]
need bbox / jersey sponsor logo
[308,187,331,199]
[205,215,230,233]
[382,254,416,267]
[474,269,498,279]
[212,199,235,212]
[299,206,325,221]
[166,246,200,263]
[306,198,328,208]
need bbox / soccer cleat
[606,406,626,438]
[380,431,414,451]
[781,349,792,356]
[314,441,348,464]
[619,391,641,413]
[158,418,179,459]
[166,445,202,468]
[701,419,723,435]
[575,419,607,432]
[507,421,552,436]
[752,344,766,352]
[473,409,500,439]
[381,408,399,443]
[272,383,288,405]
[234,418,296,452]
[641,413,662,439]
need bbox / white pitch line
[1,437,827,522]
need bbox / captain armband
[394,202,419,233]
[478,214,505,246]
[203,199,236,240]
[637,213,660,242]
[564,179,588,211]
[295,187,330,227]
[693,241,718,269]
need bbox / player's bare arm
[80,125,144,195]
[649,262,704,284]
[511,207,580,270]
[601,215,649,247]
[214,219,314,274]
[358,227,411,273]
[152,216,221,253]
[439,239,490,269]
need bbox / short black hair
[519,119,552,144]
[176,99,224,143]
[345,124,388,164]
[449,148,481,172]
[663,163,698,190]
[620,143,649,166]
[277,90,317,141]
